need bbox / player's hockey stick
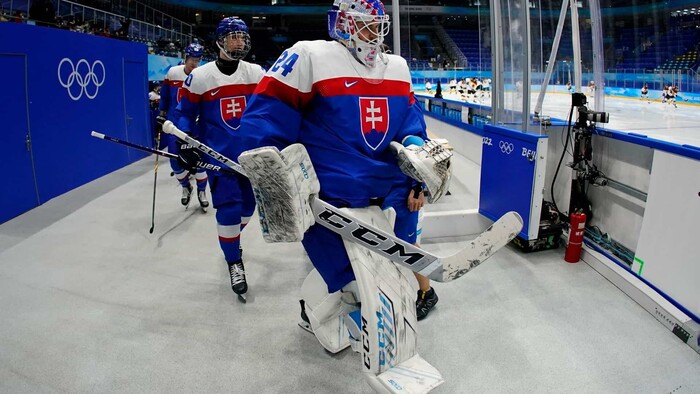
[92,131,178,158]
[162,121,523,282]
[91,131,238,175]
[149,130,162,233]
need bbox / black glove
[155,115,167,134]
[177,142,201,174]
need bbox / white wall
[545,126,651,252]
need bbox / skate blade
[298,321,313,334]
[237,293,247,303]
[200,206,208,213]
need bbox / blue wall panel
[0,23,148,222]
[0,53,40,223]
[480,125,547,239]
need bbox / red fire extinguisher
[565,211,587,263]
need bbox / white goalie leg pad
[341,206,444,392]
[390,139,453,203]
[238,144,320,242]
[300,269,356,354]
[339,207,418,372]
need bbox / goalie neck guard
[328,0,390,68]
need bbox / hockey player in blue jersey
[236,0,452,389]
[175,17,264,301]
[159,42,209,209]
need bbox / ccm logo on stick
[317,210,426,266]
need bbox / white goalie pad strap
[390,139,453,203]
[238,144,320,242]
[340,206,419,376]
[301,269,355,354]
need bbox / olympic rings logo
[499,140,514,154]
[57,58,106,101]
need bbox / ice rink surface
[429,89,700,148]
[1,95,699,392]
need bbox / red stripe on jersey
[408,91,416,105]
[165,80,183,88]
[255,76,314,110]
[312,77,411,98]
[203,84,258,101]
[218,235,241,243]
[183,89,201,104]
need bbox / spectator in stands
[117,17,130,38]
[29,0,56,27]
[13,11,25,23]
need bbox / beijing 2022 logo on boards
[57,58,106,101]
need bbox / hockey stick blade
[435,211,522,281]
[162,121,523,282]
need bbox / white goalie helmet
[328,0,391,67]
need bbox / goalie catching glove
[390,137,453,203]
[238,144,319,242]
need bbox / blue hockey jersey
[176,60,265,162]
[239,40,427,207]
[159,65,189,123]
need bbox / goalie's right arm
[238,144,320,243]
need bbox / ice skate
[227,260,248,302]
[197,190,209,212]
[181,184,193,207]
[416,287,439,320]
[298,299,313,334]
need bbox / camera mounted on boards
[572,92,609,128]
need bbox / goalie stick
[162,121,523,282]
[90,131,237,175]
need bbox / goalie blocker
[237,144,318,243]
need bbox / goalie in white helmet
[328,0,391,68]
[236,0,451,390]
